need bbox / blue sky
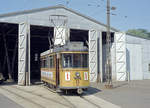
[0,0,150,31]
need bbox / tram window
[49,56,54,68]
[62,54,73,68]
[40,59,43,68]
[73,54,81,68]
[43,59,47,68]
[82,54,88,68]
[62,53,88,68]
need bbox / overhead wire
[87,0,128,19]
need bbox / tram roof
[40,42,88,56]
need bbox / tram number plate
[65,72,70,81]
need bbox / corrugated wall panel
[0,8,107,31]
[126,44,143,80]
[126,35,150,80]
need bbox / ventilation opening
[70,29,88,47]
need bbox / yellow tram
[40,42,89,94]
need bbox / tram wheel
[77,88,83,95]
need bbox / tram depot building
[0,5,150,85]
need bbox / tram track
[10,85,73,108]
[41,84,101,108]
[42,84,76,108]
[0,86,45,108]
[39,84,101,108]
[61,94,101,108]
[80,95,101,108]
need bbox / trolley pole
[105,0,113,88]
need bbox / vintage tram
[40,42,89,94]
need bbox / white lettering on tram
[41,71,53,79]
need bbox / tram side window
[41,58,47,68]
[49,56,54,68]
[40,59,43,68]
[62,54,72,68]
[43,59,47,68]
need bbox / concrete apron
[0,85,120,108]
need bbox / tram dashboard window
[62,53,88,68]
[62,54,73,68]
[82,54,88,68]
[73,54,81,68]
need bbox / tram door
[56,54,60,87]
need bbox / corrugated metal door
[18,22,30,85]
[89,30,98,82]
[115,32,127,81]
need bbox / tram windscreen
[62,53,88,68]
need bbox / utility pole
[105,0,113,88]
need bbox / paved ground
[0,80,149,108]
[0,93,23,108]
[0,83,120,108]
[90,80,150,108]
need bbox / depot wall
[126,34,150,80]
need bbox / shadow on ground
[0,81,102,96]
[58,86,101,97]
[0,81,17,86]
[112,82,129,89]
[84,87,101,95]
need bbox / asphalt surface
[90,80,150,108]
[0,93,23,108]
